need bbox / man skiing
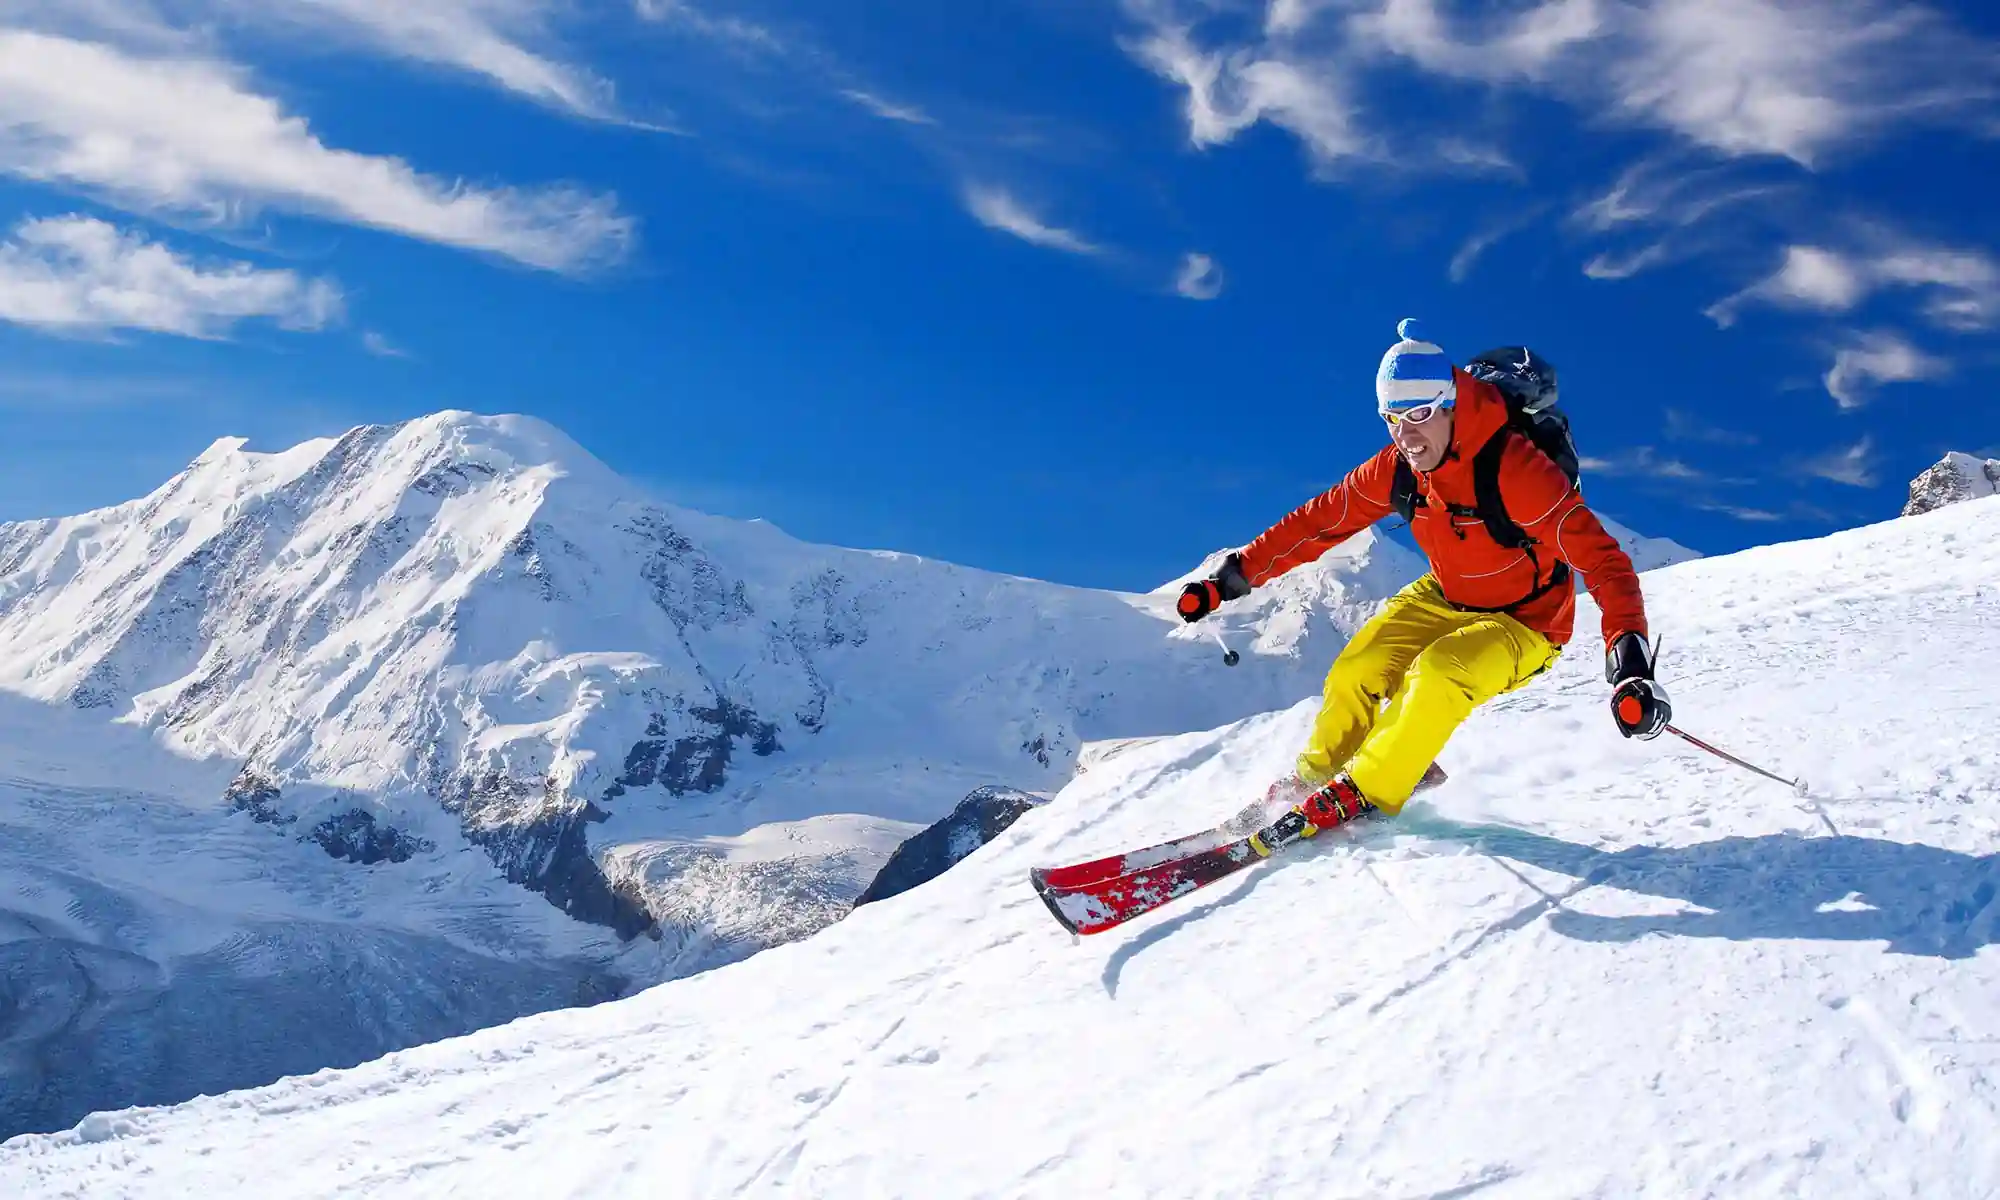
[1176,319,1672,855]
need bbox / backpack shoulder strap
[1390,456,1420,524]
[1449,426,1574,616]
[1471,429,1532,551]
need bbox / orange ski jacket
[1236,371,1648,649]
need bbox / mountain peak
[1904,451,2000,517]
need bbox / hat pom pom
[1396,317,1421,342]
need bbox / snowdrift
[4,497,1993,1195]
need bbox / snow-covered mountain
[1595,513,1701,573]
[0,413,1356,939]
[0,413,1421,1134]
[6,496,1992,1198]
[1904,450,2000,516]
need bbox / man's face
[1389,404,1454,472]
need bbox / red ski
[1030,763,1447,905]
[1029,834,1268,935]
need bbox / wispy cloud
[361,329,411,358]
[0,214,341,338]
[963,185,1101,256]
[237,0,620,121]
[1123,14,1367,168]
[1822,330,1947,410]
[1174,252,1223,300]
[1797,435,1879,488]
[1577,445,1715,483]
[1449,227,1504,284]
[2,0,630,123]
[1449,209,1545,283]
[1569,154,1793,281]
[840,89,936,127]
[1603,0,1990,165]
[1695,501,1786,523]
[1121,0,1997,170]
[1664,407,1757,446]
[632,0,785,53]
[1709,238,2000,330]
[0,30,634,272]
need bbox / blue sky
[0,1,1995,590]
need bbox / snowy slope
[9,498,1995,1197]
[0,693,622,1139]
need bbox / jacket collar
[1409,369,1504,485]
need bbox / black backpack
[1389,346,1580,608]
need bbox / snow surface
[7,497,1995,1198]
[0,693,621,1138]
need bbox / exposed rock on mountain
[1904,451,2000,517]
[855,786,1047,906]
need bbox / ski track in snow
[3,501,1998,1197]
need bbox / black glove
[1605,631,1670,740]
[1177,553,1251,624]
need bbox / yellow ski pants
[1297,575,1558,813]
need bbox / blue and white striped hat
[1375,318,1458,413]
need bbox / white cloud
[1798,435,1879,488]
[1707,246,1866,327]
[1575,445,1712,483]
[1695,501,1785,522]
[840,89,936,127]
[963,185,1101,256]
[1450,210,1544,283]
[1821,331,1947,410]
[0,0,623,122]
[0,214,341,338]
[1709,239,2000,330]
[1120,0,1996,169]
[361,329,410,358]
[633,0,785,53]
[1582,245,1670,281]
[1174,252,1223,300]
[1125,16,1367,167]
[235,0,620,121]
[1608,0,1986,166]
[1348,0,1603,85]
[0,31,633,273]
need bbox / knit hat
[1375,318,1457,414]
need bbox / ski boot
[1249,775,1375,857]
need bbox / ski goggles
[1380,400,1452,429]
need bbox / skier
[1176,320,1672,855]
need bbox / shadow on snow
[1407,817,2000,960]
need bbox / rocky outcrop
[855,786,1046,906]
[438,771,655,940]
[226,769,435,867]
[1904,452,2000,517]
[606,698,781,801]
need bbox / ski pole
[1665,724,1806,796]
[1208,626,1240,667]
